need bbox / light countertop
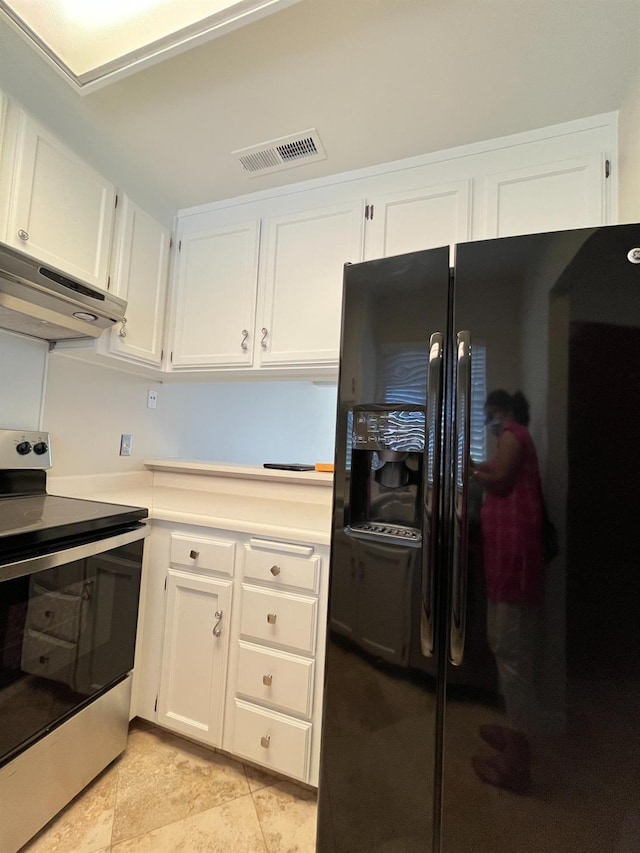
[48,460,333,545]
[143,459,333,486]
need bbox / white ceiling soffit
[0,0,303,95]
[232,129,327,177]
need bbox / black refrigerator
[316,224,640,853]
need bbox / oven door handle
[0,524,149,583]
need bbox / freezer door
[442,224,640,853]
[317,247,450,852]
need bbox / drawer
[233,699,312,782]
[236,641,314,718]
[244,544,319,593]
[21,628,77,686]
[240,585,317,654]
[28,584,84,643]
[170,533,235,576]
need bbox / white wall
[161,380,337,466]
[42,352,337,475]
[618,62,640,223]
[43,354,171,475]
[0,329,47,428]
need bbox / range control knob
[16,441,32,455]
[33,442,48,455]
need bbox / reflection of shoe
[478,725,531,763]
[478,724,510,752]
[472,753,532,795]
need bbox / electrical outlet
[120,434,133,456]
[147,389,157,409]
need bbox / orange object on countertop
[315,463,334,472]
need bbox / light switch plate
[120,434,133,456]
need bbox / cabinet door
[364,180,471,260]
[107,196,170,366]
[482,153,605,238]
[158,570,232,746]
[6,113,116,289]
[259,201,364,366]
[170,221,260,368]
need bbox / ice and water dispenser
[346,405,425,546]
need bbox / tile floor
[19,719,318,853]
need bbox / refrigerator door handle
[420,331,444,657]
[450,330,471,666]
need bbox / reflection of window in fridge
[377,344,429,406]
[470,339,487,461]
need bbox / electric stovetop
[0,492,148,556]
[0,429,147,563]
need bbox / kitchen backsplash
[40,351,337,476]
[0,329,48,429]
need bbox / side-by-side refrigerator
[316,224,640,853]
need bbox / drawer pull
[262,674,273,686]
[213,610,223,638]
[267,613,277,624]
[270,565,281,576]
[189,549,199,560]
[260,735,271,749]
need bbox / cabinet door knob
[267,613,277,624]
[270,565,281,576]
[260,735,271,749]
[189,549,199,560]
[17,229,29,241]
[261,327,269,349]
[241,329,249,351]
[262,673,273,686]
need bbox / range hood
[0,242,126,341]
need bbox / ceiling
[0,0,638,219]
[0,0,303,89]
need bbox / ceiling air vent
[232,129,326,177]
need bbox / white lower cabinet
[157,569,232,746]
[232,699,313,782]
[137,523,329,787]
[240,585,317,654]
[228,537,328,786]
[236,641,315,717]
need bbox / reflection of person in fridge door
[469,389,546,795]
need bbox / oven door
[0,525,147,767]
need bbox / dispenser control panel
[352,409,425,451]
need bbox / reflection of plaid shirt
[480,421,545,604]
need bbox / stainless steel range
[0,429,149,852]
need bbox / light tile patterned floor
[18,720,318,853]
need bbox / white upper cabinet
[482,153,606,238]
[105,196,170,367]
[164,114,613,379]
[258,200,364,366]
[170,220,260,369]
[364,180,472,260]
[3,112,116,290]
[169,199,364,372]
